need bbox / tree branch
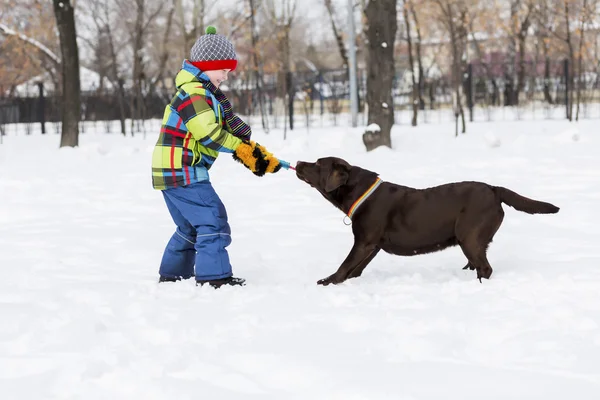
[229,12,253,36]
[0,22,60,65]
[142,2,165,32]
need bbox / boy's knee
[174,229,196,246]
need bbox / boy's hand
[232,140,282,176]
[254,142,282,173]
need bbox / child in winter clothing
[152,26,284,288]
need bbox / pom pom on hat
[189,26,237,71]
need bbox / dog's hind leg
[347,247,381,279]
[459,242,493,282]
[317,242,378,286]
[456,207,504,281]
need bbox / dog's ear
[324,165,349,192]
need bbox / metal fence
[1,58,598,137]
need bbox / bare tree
[507,0,534,106]
[362,0,397,151]
[84,0,128,135]
[264,0,297,137]
[532,0,558,105]
[324,0,363,115]
[110,0,164,134]
[433,0,468,135]
[225,5,254,37]
[467,6,501,107]
[402,0,419,126]
[323,0,365,115]
[153,1,176,90]
[133,0,163,133]
[575,0,596,120]
[53,0,80,147]
[547,0,577,120]
[408,0,426,111]
[323,0,349,68]
[248,0,269,133]
[176,0,211,55]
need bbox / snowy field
[1,116,599,399]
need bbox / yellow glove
[254,142,281,173]
[232,140,282,176]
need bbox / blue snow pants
[159,181,232,281]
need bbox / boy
[152,26,285,288]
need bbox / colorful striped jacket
[151,61,242,190]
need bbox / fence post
[0,90,4,143]
[0,105,3,144]
[466,63,474,122]
[38,82,46,134]
[287,71,294,131]
[564,58,570,120]
[319,71,324,116]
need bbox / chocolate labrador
[295,157,559,285]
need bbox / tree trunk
[543,41,554,104]
[178,0,205,60]
[564,1,574,121]
[194,0,205,43]
[362,0,396,151]
[469,28,499,106]
[130,0,145,135]
[154,2,175,92]
[324,0,349,67]
[403,0,418,127]
[515,31,528,105]
[100,1,127,135]
[449,7,466,134]
[284,27,292,133]
[324,0,359,113]
[107,27,126,135]
[53,0,80,148]
[575,0,588,121]
[249,0,268,133]
[409,2,425,110]
[507,2,529,106]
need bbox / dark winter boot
[196,276,246,289]
[158,276,181,283]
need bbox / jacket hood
[175,60,210,88]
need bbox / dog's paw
[317,274,339,286]
[463,262,476,271]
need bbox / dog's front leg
[347,247,381,279]
[318,242,378,286]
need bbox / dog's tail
[493,186,559,214]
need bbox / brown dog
[295,157,559,285]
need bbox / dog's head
[295,157,379,213]
[296,157,352,194]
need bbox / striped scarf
[199,77,252,140]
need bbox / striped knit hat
[189,26,238,71]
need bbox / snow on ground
[1,117,599,399]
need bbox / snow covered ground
[1,117,599,399]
